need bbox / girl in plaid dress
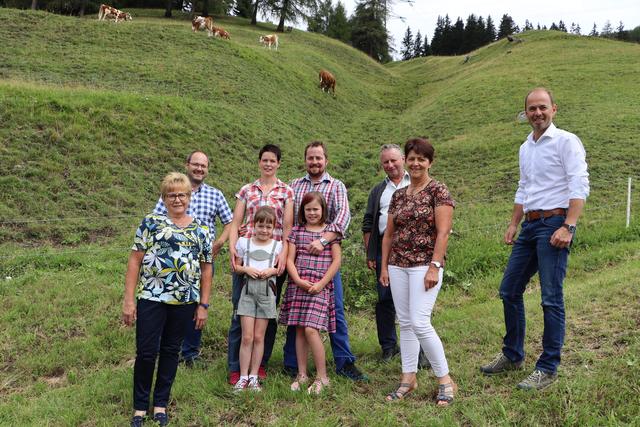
[279,192,342,394]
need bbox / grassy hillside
[1,8,639,425]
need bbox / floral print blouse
[132,214,212,304]
[388,180,455,268]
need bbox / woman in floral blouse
[122,172,212,427]
[379,138,457,406]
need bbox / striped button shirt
[153,182,233,240]
[290,172,350,237]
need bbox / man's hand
[424,267,439,290]
[550,227,573,248]
[367,259,376,271]
[212,240,224,258]
[504,224,519,245]
[274,250,287,275]
[307,239,324,255]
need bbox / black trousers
[375,253,398,351]
[133,299,195,411]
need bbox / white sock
[239,375,249,381]
[249,375,258,381]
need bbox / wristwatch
[429,261,442,269]
[561,223,576,234]
[199,303,210,310]
[319,238,329,247]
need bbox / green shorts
[236,277,277,319]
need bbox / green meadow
[1,8,639,426]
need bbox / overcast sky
[339,0,640,56]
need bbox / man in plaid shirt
[153,150,233,365]
[281,141,368,381]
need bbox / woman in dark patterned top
[379,138,457,406]
[122,172,213,427]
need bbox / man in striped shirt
[154,150,233,365]
[282,141,368,381]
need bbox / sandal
[385,382,417,401]
[290,375,309,391]
[436,382,457,406]
[307,378,330,395]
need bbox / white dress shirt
[378,172,410,234]
[515,123,590,212]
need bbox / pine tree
[422,34,431,56]
[485,15,496,43]
[558,20,567,32]
[400,26,414,60]
[350,0,391,62]
[308,0,333,33]
[589,23,598,36]
[274,0,319,33]
[550,22,558,31]
[430,15,445,54]
[413,30,423,58]
[234,0,254,17]
[524,20,533,31]
[601,20,613,37]
[616,21,626,40]
[450,17,465,54]
[326,1,351,42]
[497,14,518,39]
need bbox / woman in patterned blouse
[379,138,457,406]
[122,172,213,427]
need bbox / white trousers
[388,265,449,377]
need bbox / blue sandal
[385,382,417,401]
[436,382,457,406]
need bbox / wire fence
[0,176,637,261]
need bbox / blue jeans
[282,270,357,372]
[227,272,286,372]
[134,299,195,411]
[499,215,569,374]
[180,265,215,361]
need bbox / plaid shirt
[235,178,294,241]
[290,172,350,237]
[153,182,233,240]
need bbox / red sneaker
[228,371,240,385]
[258,365,267,380]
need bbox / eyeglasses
[166,193,189,201]
[188,162,208,169]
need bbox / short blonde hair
[160,172,191,199]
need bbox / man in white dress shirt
[480,88,589,390]
[362,144,429,367]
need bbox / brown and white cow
[319,69,336,96]
[192,16,215,37]
[259,34,279,50]
[213,26,230,39]
[98,4,132,22]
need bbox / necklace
[407,177,432,196]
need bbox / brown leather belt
[525,208,567,222]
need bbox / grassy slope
[1,8,639,425]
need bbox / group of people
[122,87,589,426]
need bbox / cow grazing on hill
[192,16,215,37]
[259,34,279,50]
[213,26,230,39]
[98,4,132,22]
[319,69,336,96]
[192,16,206,32]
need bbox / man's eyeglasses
[189,162,208,169]
[166,193,189,201]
